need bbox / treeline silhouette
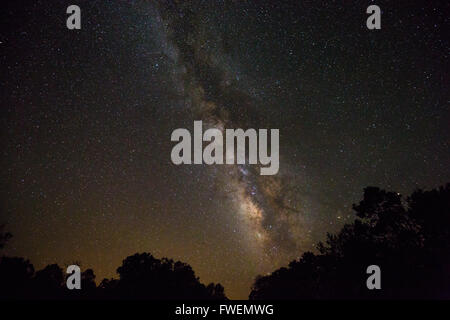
[0,240,226,300]
[250,184,450,299]
[1,183,449,300]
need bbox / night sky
[1,0,449,299]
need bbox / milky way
[154,1,312,259]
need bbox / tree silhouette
[32,264,64,299]
[0,224,12,251]
[81,268,97,292]
[250,184,450,299]
[0,256,34,299]
[0,252,227,300]
[103,252,226,299]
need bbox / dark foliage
[102,252,226,299]
[0,225,12,250]
[0,250,226,300]
[250,184,450,299]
